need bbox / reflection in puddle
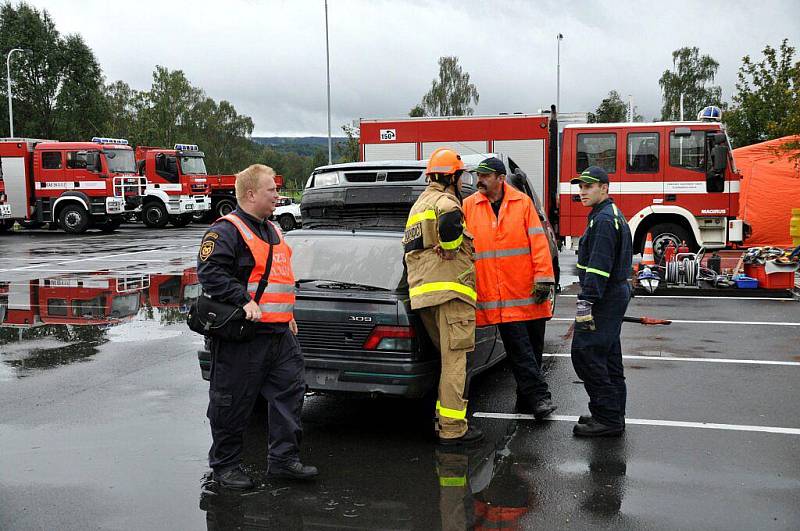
[0,267,200,378]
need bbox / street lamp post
[6,48,29,138]
[324,0,332,164]
[556,34,563,113]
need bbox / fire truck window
[577,133,616,174]
[47,299,68,317]
[72,296,106,318]
[66,151,88,170]
[670,131,705,171]
[626,133,659,173]
[42,152,62,170]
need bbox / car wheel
[59,204,90,234]
[648,223,693,259]
[215,198,236,219]
[279,214,295,232]
[143,202,169,228]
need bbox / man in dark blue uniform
[198,164,317,489]
[570,166,633,437]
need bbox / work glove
[575,299,595,331]
[532,282,554,304]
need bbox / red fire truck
[135,144,212,228]
[0,137,146,234]
[145,267,200,312]
[359,108,744,254]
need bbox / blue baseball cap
[571,166,609,185]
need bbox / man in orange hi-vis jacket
[463,157,557,419]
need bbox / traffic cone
[641,233,656,266]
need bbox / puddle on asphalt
[0,267,200,379]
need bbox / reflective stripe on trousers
[437,400,467,420]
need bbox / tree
[339,120,360,163]
[414,56,479,116]
[659,47,722,121]
[725,39,800,149]
[408,104,425,117]
[0,2,108,139]
[588,90,627,123]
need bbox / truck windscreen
[103,149,136,174]
[179,156,207,175]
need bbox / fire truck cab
[559,119,744,255]
[135,144,212,228]
[0,137,146,234]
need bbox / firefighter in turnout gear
[403,147,483,446]
[570,166,633,437]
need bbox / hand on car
[243,300,261,321]
[575,299,595,331]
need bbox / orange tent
[733,135,800,247]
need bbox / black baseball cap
[475,157,506,175]
[571,166,609,185]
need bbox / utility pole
[556,34,563,113]
[324,0,332,164]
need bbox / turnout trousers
[570,282,631,428]
[497,319,551,402]
[207,329,306,472]
[418,299,476,439]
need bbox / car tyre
[279,214,295,232]
[215,198,236,220]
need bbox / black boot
[573,418,624,437]
[533,399,557,419]
[578,414,625,429]
[268,461,319,480]
[438,426,484,447]
[213,465,254,490]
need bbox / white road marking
[551,317,800,326]
[559,294,797,301]
[542,353,800,367]
[471,412,800,435]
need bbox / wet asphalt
[1,225,799,530]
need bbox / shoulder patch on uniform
[199,240,215,261]
[204,231,219,241]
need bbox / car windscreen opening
[287,233,406,291]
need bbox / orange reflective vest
[463,182,555,326]
[221,213,295,323]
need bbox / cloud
[33,0,800,135]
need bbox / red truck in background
[146,268,200,312]
[135,144,211,228]
[359,107,744,255]
[0,137,146,234]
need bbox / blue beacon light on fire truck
[92,137,129,145]
[174,144,199,151]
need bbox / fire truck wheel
[278,214,295,232]
[170,214,193,228]
[192,210,212,223]
[142,202,169,228]
[215,199,236,219]
[649,223,693,259]
[59,204,90,234]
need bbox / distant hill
[252,136,349,158]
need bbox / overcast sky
[32,0,800,136]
